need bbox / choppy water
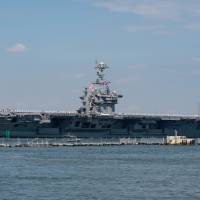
[0,146,200,200]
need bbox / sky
[1,0,200,115]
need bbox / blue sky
[1,0,200,114]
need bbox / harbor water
[0,145,200,200]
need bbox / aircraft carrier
[1,61,200,138]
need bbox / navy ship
[1,61,200,138]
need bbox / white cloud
[88,0,200,34]
[93,0,180,20]
[7,43,28,53]
[91,0,200,21]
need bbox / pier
[0,137,200,148]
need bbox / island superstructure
[0,61,200,138]
[78,61,122,115]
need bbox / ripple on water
[0,145,200,200]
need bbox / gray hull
[0,112,200,138]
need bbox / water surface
[0,146,200,200]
